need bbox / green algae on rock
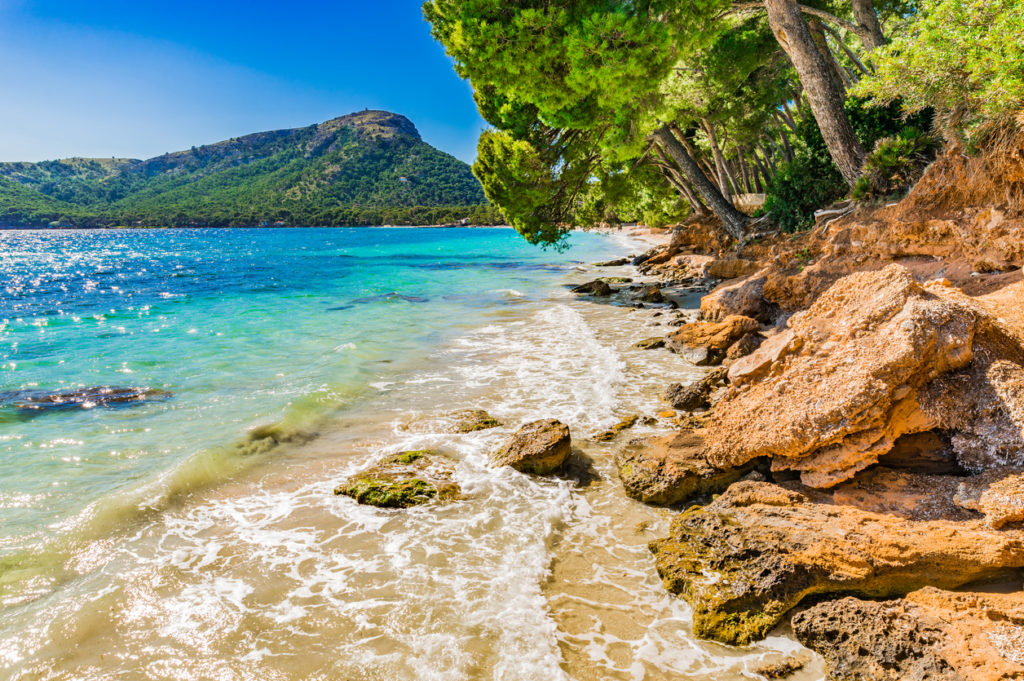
[335,449,460,508]
[449,409,502,433]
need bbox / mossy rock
[335,449,460,508]
[449,409,502,433]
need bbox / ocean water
[0,227,822,680]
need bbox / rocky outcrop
[705,265,1024,488]
[706,258,761,280]
[648,480,1024,646]
[449,409,502,433]
[615,432,759,505]
[663,367,727,411]
[666,315,759,365]
[793,587,1024,681]
[335,450,460,508]
[571,279,613,296]
[493,419,572,475]
[592,415,655,442]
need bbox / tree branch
[728,2,866,41]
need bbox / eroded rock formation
[493,418,572,475]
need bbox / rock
[706,258,762,280]
[592,414,653,442]
[449,409,502,433]
[493,419,572,475]
[593,258,630,266]
[875,430,965,475]
[648,480,1024,646]
[829,467,978,521]
[751,655,810,680]
[704,265,1024,488]
[724,332,763,361]
[793,588,1024,681]
[571,279,613,296]
[1,386,172,414]
[636,285,665,303]
[335,450,460,508]
[599,276,633,283]
[700,271,771,322]
[663,367,728,411]
[633,337,666,350]
[666,315,760,366]
[615,432,757,505]
[953,467,1024,528]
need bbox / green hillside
[0,111,501,227]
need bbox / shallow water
[0,227,822,680]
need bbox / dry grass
[897,118,1024,217]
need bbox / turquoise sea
[0,227,820,681]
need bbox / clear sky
[0,0,486,162]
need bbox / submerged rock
[793,587,1024,681]
[493,419,571,475]
[0,386,172,414]
[448,409,502,433]
[648,480,1024,646]
[615,432,756,505]
[593,257,630,266]
[571,279,613,296]
[335,450,460,508]
[633,337,666,350]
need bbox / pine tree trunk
[737,149,754,193]
[764,0,866,186]
[653,126,749,240]
[653,145,710,216]
[702,118,734,200]
[850,0,886,50]
[807,18,846,94]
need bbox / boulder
[666,315,759,365]
[793,588,1024,681]
[700,271,771,322]
[571,279,613,296]
[724,332,763,361]
[636,285,665,303]
[599,276,633,283]
[593,257,630,266]
[335,450,460,508]
[648,480,1024,645]
[493,419,572,475]
[705,265,1024,488]
[615,432,757,505]
[663,367,728,411]
[449,409,502,433]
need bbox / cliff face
[0,111,487,227]
[624,132,1024,680]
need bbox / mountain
[0,111,500,228]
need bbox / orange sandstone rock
[793,587,1024,681]
[666,315,759,365]
[649,480,1024,645]
[705,264,1024,487]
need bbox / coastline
[0,226,824,680]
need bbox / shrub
[851,128,940,200]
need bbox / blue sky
[0,1,486,162]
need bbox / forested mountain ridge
[0,110,499,227]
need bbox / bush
[764,99,934,231]
[851,128,939,200]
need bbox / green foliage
[855,0,1024,138]
[0,112,499,228]
[764,100,934,231]
[852,128,939,199]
